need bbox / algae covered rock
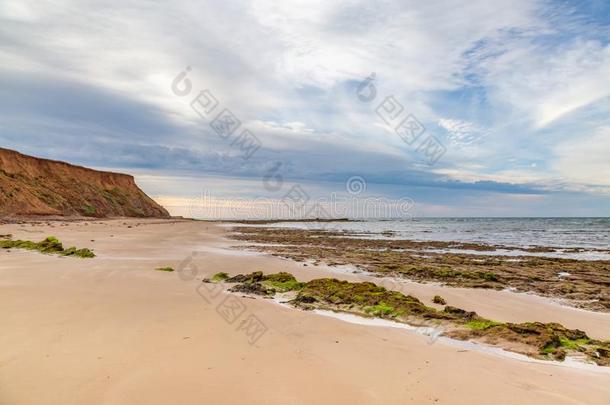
[226,271,264,283]
[38,236,64,253]
[432,295,447,305]
[220,271,610,367]
[293,278,436,318]
[224,271,304,293]
[229,282,275,297]
[0,235,95,258]
[442,306,478,321]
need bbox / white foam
[196,245,266,257]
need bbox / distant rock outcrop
[0,148,169,218]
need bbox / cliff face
[0,148,169,218]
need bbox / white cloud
[0,0,538,144]
[1,0,610,204]
[553,126,610,188]
[475,37,610,129]
[438,118,488,146]
[249,0,543,91]
[0,0,38,22]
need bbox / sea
[246,217,610,261]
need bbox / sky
[1,0,610,218]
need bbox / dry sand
[1,219,609,404]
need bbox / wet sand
[1,219,609,404]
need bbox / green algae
[0,236,95,258]
[559,337,590,349]
[364,302,398,317]
[222,271,610,366]
[211,272,229,282]
[261,272,304,292]
[62,247,96,258]
[224,271,304,292]
[465,320,503,330]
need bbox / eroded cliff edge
[0,148,169,218]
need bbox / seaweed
[222,271,610,366]
[0,236,95,258]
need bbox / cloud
[476,37,610,129]
[1,0,609,215]
[553,126,610,189]
[437,118,489,146]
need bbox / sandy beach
[4,0,610,402]
[1,218,609,404]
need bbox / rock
[228,282,274,297]
[596,347,610,358]
[226,271,264,283]
[553,349,566,361]
[294,295,317,304]
[432,295,447,305]
[443,306,478,321]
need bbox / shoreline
[2,218,610,404]
[216,269,610,367]
[270,289,610,373]
[269,294,610,373]
[310,308,610,374]
[227,226,610,312]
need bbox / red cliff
[0,148,169,218]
